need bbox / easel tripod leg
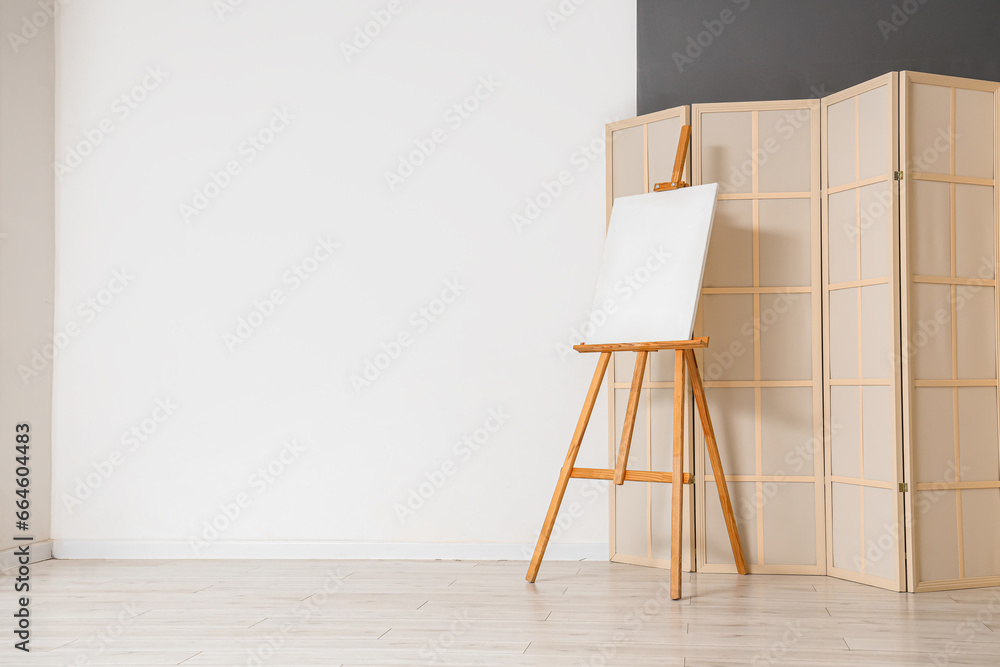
[670,349,687,600]
[684,349,748,575]
[526,352,612,583]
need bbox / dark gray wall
[638,0,1000,115]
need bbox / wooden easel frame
[526,126,747,600]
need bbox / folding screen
[821,73,906,592]
[691,100,825,575]
[604,106,695,570]
[899,71,1000,592]
[602,71,1000,592]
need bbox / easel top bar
[574,337,709,353]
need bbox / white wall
[53,0,636,558]
[0,0,55,557]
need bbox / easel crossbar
[570,468,692,484]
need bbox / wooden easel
[525,125,747,600]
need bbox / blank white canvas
[584,183,719,344]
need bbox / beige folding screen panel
[821,73,907,592]
[899,71,1000,592]
[691,100,825,575]
[605,106,695,571]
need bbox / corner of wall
[0,0,56,556]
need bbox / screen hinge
[893,170,904,181]
[898,482,909,492]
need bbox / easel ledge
[573,336,708,353]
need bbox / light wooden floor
[5,558,1000,666]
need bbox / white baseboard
[52,540,607,561]
[0,540,53,570]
